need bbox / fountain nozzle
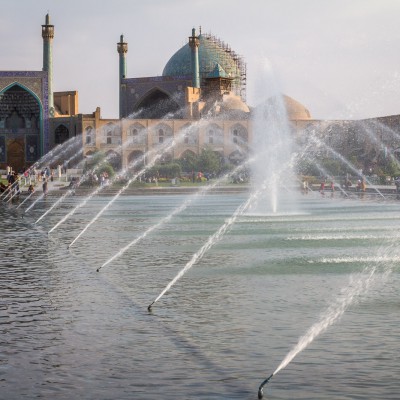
[257,373,273,399]
[147,302,154,312]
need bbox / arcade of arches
[0,84,41,171]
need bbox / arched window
[159,129,164,144]
[233,129,238,144]
[85,126,94,145]
[206,124,223,145]
[55,125,70,144]
[180,123,198,145]
[127,123,146,145]
[154,123,172,146]
[231,124,248,147]
[102,123,121,145]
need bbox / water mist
[250,58,298,214]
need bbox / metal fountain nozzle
[257,373,273,399]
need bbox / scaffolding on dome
[201,32,247,102]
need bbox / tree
[179,152,199,173]
[85,151,115,177]
[148,162,181,178]
[198,147,221,175]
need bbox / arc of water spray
[147,181,267,311]
[35,148,125,223]
[24,146,89,216]
[34,188,74,224]
[31,135,81,174]
[67,140,178,248]
[38,137,142,223]
[6,188,21,203]
[24,193,45,213]
[96,159,253,272]
[48,131,160,233]
[309,134,385,199]
[1,179,18,199]
[48,151,146,233]
[0,184,13,200]
[16,192,34,209]
[147,149,302,311]
[257,248,394,399]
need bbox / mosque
[1,14,399,175]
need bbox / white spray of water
[16,192,34,209]
[148,195,254,309]
[48,148,146,233]
[67,138,179,248]
[65,113,216,246]
[146,147,304,308]
[49,111,209,234]
[251,58,297,214]
[34,189,74,224]
[24,193,45,213]
[97,159,252,272]
[147,173,276,309]
[1,179,20,201]
[271,245,395,378]
[308,134,385,199]
[35,140,136,224]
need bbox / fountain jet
[257,373,273,399]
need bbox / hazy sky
[1,0,400,121]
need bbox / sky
[1,0,400,121]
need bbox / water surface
[1,193,399,399]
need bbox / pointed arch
[0,82,43,131]
[0,82,44,169]
[205,123,223,145]
[127,122,146,145]
[231,123,248,146]
[105,149,122,171]
[127,150,145,170]
[153,122,173,146]
[102,122,121,145]
[228,150,245,165]
[85,126,95,145]
[179,123,198,145]
[134,87,180,119]
[55,124,69,144]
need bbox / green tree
[179,152,199,173]
[86,151,115,177]
[148,162,181,178]
[198,147,221,175]
[320,157,344,176]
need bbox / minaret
[189,28,200,89]
[117,35,128,119]
[42,13,55,116]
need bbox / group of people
[87,171,110,187]
[301,176,367,196]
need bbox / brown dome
[220,94,250,113]
[283,95,311,120]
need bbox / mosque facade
[1,15,400,176]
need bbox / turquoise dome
[162,34,241,81]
